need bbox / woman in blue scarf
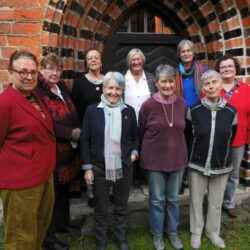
[176,39,208,194]
[81,72,138,250]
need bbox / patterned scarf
[101,94,124,181]
[176,61,205,97]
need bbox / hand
[71,128,81,140]
[131,154,137,163]
[84,170,94,185]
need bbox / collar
[97,101,127,108]
[125,69,146,81]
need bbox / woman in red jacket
[0,50,56,250]
[215,54,250,218]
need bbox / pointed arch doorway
[103,2,185,74]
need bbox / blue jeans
[223,146,245,209]
[148,170,184,237]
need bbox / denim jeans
[148,170,184,237]
[223,146,245,209]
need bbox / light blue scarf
[101,94,123,181]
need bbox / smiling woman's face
[103,78,123,104]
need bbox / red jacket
[0,86,56,189]
[220,81,250,147]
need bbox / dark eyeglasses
[12,68,38,78]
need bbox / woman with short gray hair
[139,64,187,250]
[82,71,138,250]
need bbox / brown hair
[9,50,38,71]
[40,53,63,69]
[84,48,102,70]
[215,54,241,75]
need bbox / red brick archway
[0,0,250,89]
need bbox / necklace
[159,94,174,127]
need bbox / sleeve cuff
[131,150,139,158]
[82,164,93,170]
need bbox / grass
[1,219,249,249]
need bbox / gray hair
[201,70,222,84]
[177,39,195,57]
[126,48,146,68]
[103,71,125,88]
[155,64,176,82]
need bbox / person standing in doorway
[72,48,104,208]
[176,39,208,194]
[124,48,156,196]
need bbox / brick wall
[0,0,250,91]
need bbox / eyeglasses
[12,68,38,78]
[219,65,235,70]
[45,66,62,73]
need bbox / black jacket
[186,98,237,176]
[81,102,138,171]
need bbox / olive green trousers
[0,175,54,250]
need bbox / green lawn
[1,219,249,249]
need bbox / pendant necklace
[159,94,174,127]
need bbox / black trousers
[43,183,70,245]
[93,165,133,247]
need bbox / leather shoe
[223,207,237,218]
[43,241,69,250]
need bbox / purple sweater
[139,96,187,173]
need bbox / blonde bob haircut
[126,48,146,68]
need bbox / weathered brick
[242,17,250,28]
[187,23,199,35]
[221,18,240,32]
[225,37,244,48]
[84,16,97,31]
[0,70,9,82]
[8,36,39,46]
[200,2,213,15]
[0,0,15,7]
[0,58,9,69]
[2,47,16,58]
[14,9,43,21]
[206,41,223,52]
[41,32,58,46]
[108,4,122,18]
[13,23,41,34]
[45,7,62,23]
[246,37,250,46]
[64,58,75,69]
[0,23,11,34]
[39,0,46,7]
[0,35,7,46]
[13,0,38,7]
[236,0,250,9]
[93,0,107,12]
[0,10,14,20]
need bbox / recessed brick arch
[0,0,249,89]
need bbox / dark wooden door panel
[103,34,181,74]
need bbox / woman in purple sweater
[139,64,187,250]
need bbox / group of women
[0,38,249,250]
